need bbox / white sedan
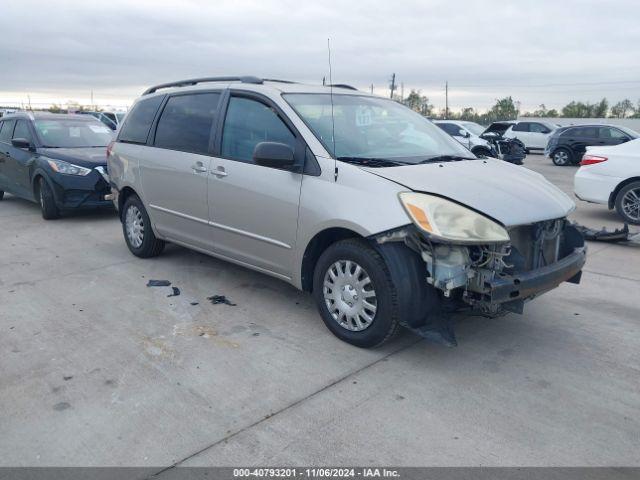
[574,139,640,224]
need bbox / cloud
[1,0,639,110]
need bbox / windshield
[116,113,125,123]
[35,119,114,148]
[461,122,485,136]
[284,93,472,164]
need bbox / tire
[312,238,400,348]
[37,177,60,220]
[121,194,165,257]
[0,191,4,201]
[551,148,573,166]
[615,181,640,225]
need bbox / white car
[574,138,640,224]
[434,120,494,157]
[503,120,558,152]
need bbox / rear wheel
[0,191,4,201]
[312,238,400,348]
[122,194,165,257]
[615,181,640,225]
[552,148,573,166]
[37,177,60,220]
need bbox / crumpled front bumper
[483,247,586,304]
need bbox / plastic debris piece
[571,222,630,243]
[207,295,237,306]
[147,279,171,287]
[167,287,180,297]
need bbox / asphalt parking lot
[1,154,639,469]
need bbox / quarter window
[221,97,296,163]
[512,122,529,132]
[118,95,164,144]
[599,127,627,139]
[154,93,221,155]
[530,123,549,133]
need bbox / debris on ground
[207,295,237,306]
[146,279,171,287]
[167,287,180,297]
[190,302,199,306]
[571,222,631,243]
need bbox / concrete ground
[1,154,639,469]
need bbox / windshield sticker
[89,125,110,133]
[355,107,373,127]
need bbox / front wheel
[0,190,4,201]
[552,148,573,166]
[312,239,400,348]
[37,177,60,220]
[122,195,165,257]
[615,181,640,225]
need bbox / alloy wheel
[125,205,145,248]
[553,150,569,166]
[621,188,640,222]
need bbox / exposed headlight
[47,159,92,176]
[399,192,510,244]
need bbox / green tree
[593,98,608,118]
[610,99,634,118]
[487,96,519,122]
[403,89,433,116]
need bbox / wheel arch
[117,186,140,220]
[609,176,640,209]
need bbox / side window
[0,120,15,142]
[438,123,460,136]
[512,122,529,132]
[118,95,164,144]
[221,96,296,163]
[573,127,597,138]
[13,120,34,143]
[154,93,220,154]
[599,127,626,139]
[530,123,548,133]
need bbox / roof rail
[142,76,264,95]
[326,83,358,91]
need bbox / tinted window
[512,122,529,132]
[599,127,627,139]
[13,120,34,143]
[437,123,461,136]
[119,95,164,144]
[222,97,296,163]
[0,120,15,142]
[570,127,598,138]
[154,93,220,154]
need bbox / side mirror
[621,136,630,143]
[541,129,550,134]
[458,129,470,138]
[253,142,296,169]
[11,138,34,150]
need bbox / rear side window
[599,127,627,139]
[530,123,549,133]
[437,123,461,136]
[570,127,598,138]
[0,120,15,142]
[221,96,296,163]
[512,122,529,132]
[154,93,221,155]
[13,120,34,142]
[119,95,164,144]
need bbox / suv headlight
[399,192,509,244]
[47,159,92,176]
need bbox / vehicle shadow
[0,193,117,223]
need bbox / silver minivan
[107,76,586,348]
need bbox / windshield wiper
[337,157,408,168]
[417,155,476,164]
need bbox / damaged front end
[374,218,586,344]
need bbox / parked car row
[0,77,587,348]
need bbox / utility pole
[322,76,326,86]
[27,95,32,111]
[389,73,396,99]
[400,82,404,102]
[370,83,374,94]
[445,81,449,119]
[91,90,94,109]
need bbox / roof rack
[142,76,264,95]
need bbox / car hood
[39,147,107,167]
[362,158,574,227]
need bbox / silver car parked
[107,76,586,348]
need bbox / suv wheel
[0,190,4,201]
[312,239,400,348]
[37,177,60,220]
[122,195,165,257]
[552,148,572,166]
[615,181,640,225]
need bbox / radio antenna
[327,38,338,181]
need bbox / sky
[1,0,639,112]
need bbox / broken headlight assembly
[47,159,92,176]
[398,192,510,244]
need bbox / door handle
[191,162,207,174]
[212,166,228,178]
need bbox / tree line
[401,89,640,124]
